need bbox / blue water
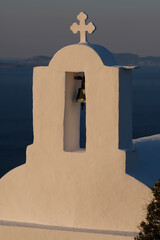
[0,66,160,177]
[0,67,33,177]
[132,66,160,138]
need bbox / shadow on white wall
[126,134,160,187]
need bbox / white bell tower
[0,12,152,240]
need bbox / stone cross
[70,12,96,43]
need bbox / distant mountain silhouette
[113,53,139,66]
[19,56,52,67]
[1,54,160,67]
[113,53,160,66]
[0,56,51,68]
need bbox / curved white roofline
[49,43,118,68]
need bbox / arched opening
[64,72,86,151]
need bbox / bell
[74,87,86,103]
[74,76,86,110]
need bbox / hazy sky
[0,0,160,58]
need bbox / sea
[0,65,160,177]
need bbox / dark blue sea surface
[0,67,33,177]
[132,66,160,138]
[0,66,160,177]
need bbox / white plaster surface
[130,134,160,186]
[0,43,152,239]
